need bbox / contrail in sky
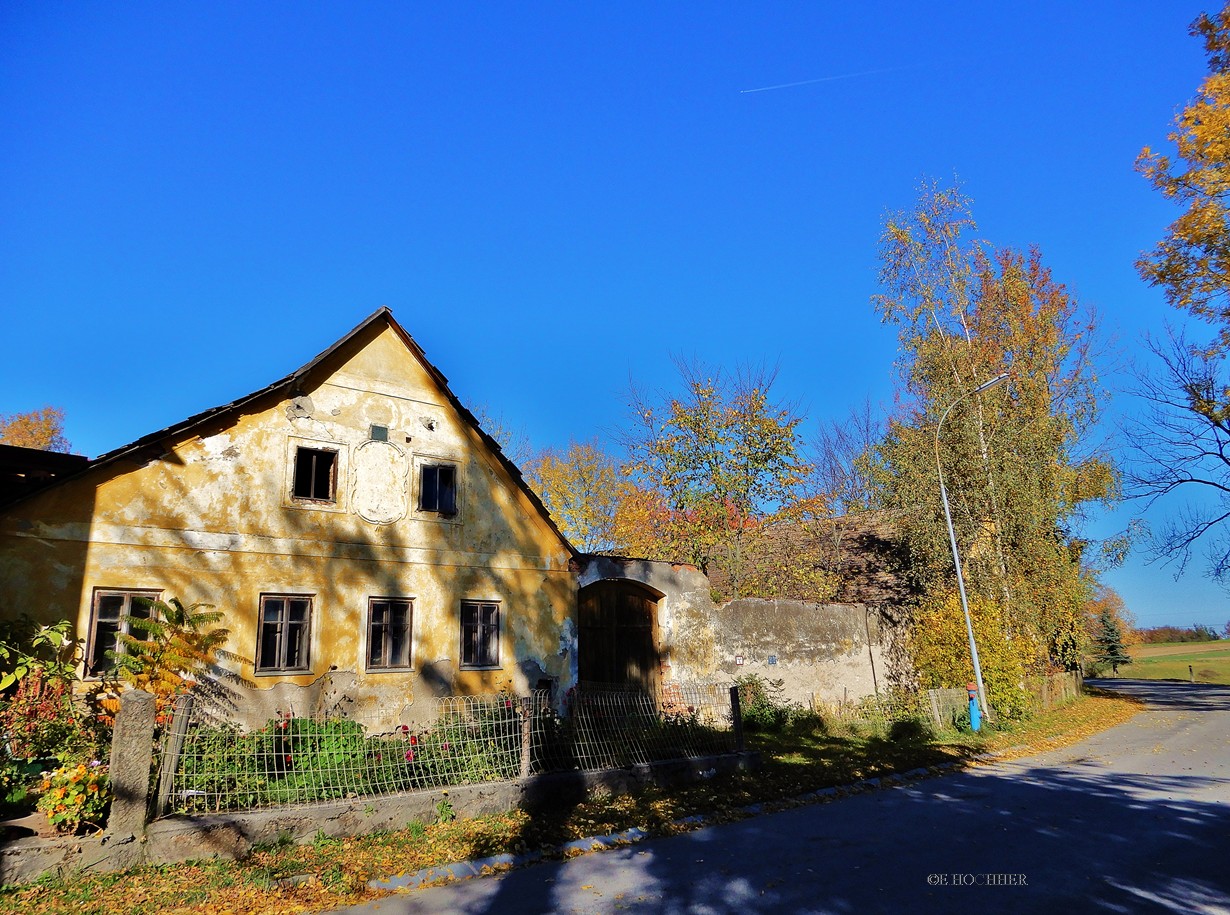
[740,66,905,94]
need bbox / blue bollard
[967,682,981,732]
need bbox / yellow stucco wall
[0,322,576,720]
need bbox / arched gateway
[577,579,662,692]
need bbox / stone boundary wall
[0,719,758,886]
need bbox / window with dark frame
[419,463,457,515]
[367,598,412,670]
[256,594,313,673]
[292,447,337,502]
[460,600,500,668]
[87,589,160,677]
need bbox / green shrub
[887,717,931,743]
[735,674,799,733]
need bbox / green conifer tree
[1092,610,1132,676]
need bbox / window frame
[365,597,414,672]
[419,462,458,516]
[460,600,501,670]
[284,437,348,514]
[255,593,314,675]
[291,446,339,503]
[86,588,162,678]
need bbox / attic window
[370,424,389,442]
[420,463,457,515]
[293,447,337,502]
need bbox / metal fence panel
[158,684,736,817]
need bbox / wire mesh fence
[812,688,969,736]
[156,683,737,817]
[534,682,737,772]
[814,673,1082,735]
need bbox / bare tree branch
[1126,330,1230,580]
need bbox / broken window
[292,447,337,502]
[367,598,412,670]
[87,589,160,677]
[460,600,500,668]
[420,463,457,515]
[256,594,312,673]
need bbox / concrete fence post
[106,689,157,840]
[519,697,533,778]
[729,685,744,752]
[155,692,195,817]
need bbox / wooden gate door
[578,580,659,693]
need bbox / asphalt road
[329,679,1230,914]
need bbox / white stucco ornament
[352,439,409,524]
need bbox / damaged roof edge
[0,308,580,558]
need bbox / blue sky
[1,1,1226,630]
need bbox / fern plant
[104,597,230,723]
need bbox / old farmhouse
[0,309,578,722]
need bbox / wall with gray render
[703,599,889,707]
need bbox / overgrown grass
[0,691,1142,915]
[1125,640,1230,684]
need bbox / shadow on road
[463,766,1229,913]
[1087,677,1230,713]
[349,679,1230,914]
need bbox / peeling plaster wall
[705,599,890,707]
[0,324,577,724]
[577,557,892,707]
[576,556,714,685]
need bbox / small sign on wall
[768,655,778,666]
[735,655,744,666]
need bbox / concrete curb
[370,753,1001,893]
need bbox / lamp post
[934,372,1010,720]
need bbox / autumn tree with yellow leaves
[615,361,808,599]
[1137,4,1230,349]
[0,406,70,452]
[524,440,629,553]
[875,183,1115,713]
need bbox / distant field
[1124,640,1230,684]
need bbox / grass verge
[0,690,1142,915]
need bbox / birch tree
[875,184,1114,707]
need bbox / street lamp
[934,372,1011,720]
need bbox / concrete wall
[704,599,889,707]
[0,320,578,723]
